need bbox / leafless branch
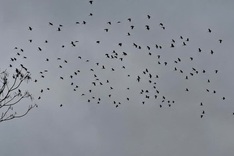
[0,67,36,123]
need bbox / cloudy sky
[0,0,234,156]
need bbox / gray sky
[0,0,234,156]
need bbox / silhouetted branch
[0,67,35,123]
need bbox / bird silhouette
[145,25,150,30]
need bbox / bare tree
[0,67,37,122]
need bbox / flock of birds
[6,0,230,118]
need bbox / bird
[137,76,140,82]
[208,28,211,33]
[123,52,127,56]
[92,82,96,86]
[71,41,76,47]
[28,26,32,31]
[219,39,222,43]
[104,28,108,32]
[145,25,150,30]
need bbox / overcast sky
[0,0,234,156]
